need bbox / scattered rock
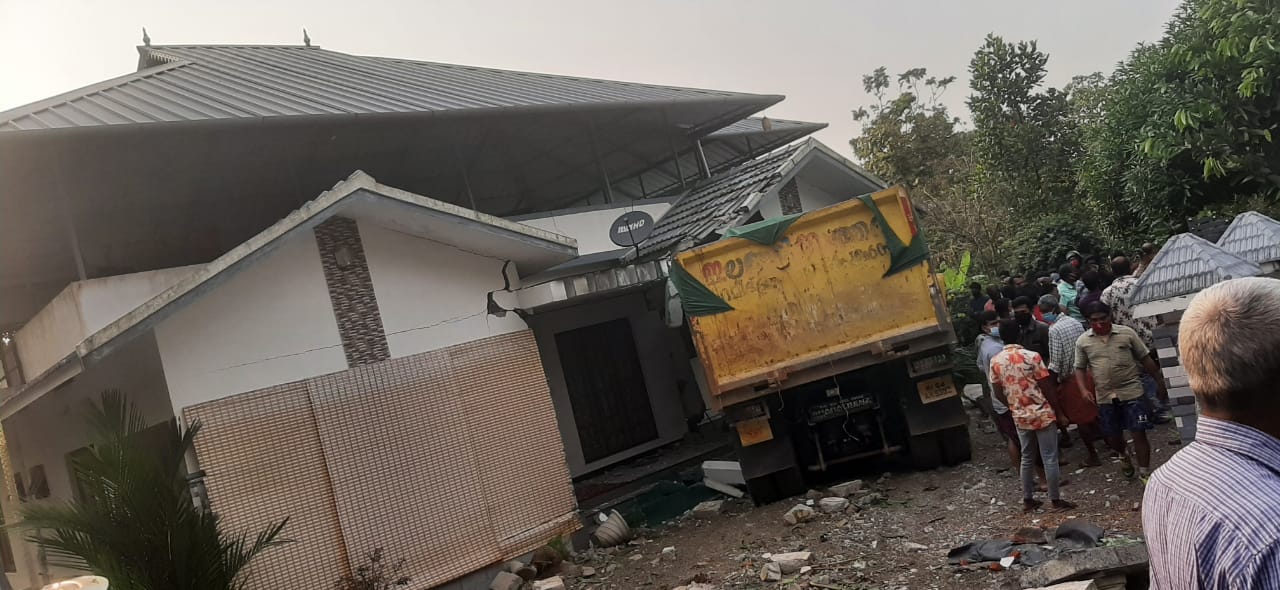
[500,561,524,574]
[531,576,566,590]
[770,551,812,562]
[902,542,929,551]
[661,546,677,560]
[783,504,816,525]
[691,500,724,519]
[580,566,596,578]
[489,571,524,590]
[554,562,579,578]
[776,559,805,574]
[857,492,884,507]
[703,477,746,498]
[1026,581,1098,590]
[759,561,782,581]
[1132,501,1142,512]
[828,479,864,496]
[818,497,850,513]
[805,488,827,500]
[628,553,645,562]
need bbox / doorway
[555,318,659,463]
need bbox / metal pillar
[661,108,687,190]
[695,139,712,179]
[588,119,614,204]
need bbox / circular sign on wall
[609,210,655,247]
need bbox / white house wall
[2,334,173,588]
[12,267,195,380]
[154,237,347,414]
[358,221,530,359]
[516,201,672,255]
[797,177,846,212]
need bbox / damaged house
[0,42,882,589]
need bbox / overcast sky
[1,0,1180,152]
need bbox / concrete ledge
[1020,544,1149,588]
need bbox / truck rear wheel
[744,465,806,506]
[906,431,943,470]
[940,425,972,466]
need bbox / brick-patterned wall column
[313,217,390,366]
[778,178,802,215]
[1152,311,1197,442]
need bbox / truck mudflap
[901,350,972,469]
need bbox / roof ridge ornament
[142,27,150,47]
[303,28,311,47]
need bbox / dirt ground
[568,409,1179,590]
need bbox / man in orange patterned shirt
[990,318,1077,512]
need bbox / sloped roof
[633,142,804,258]
[0,44,780,132]
[0,170,576,419]
[1217,211,1280,265]
[1130,233,1262,307]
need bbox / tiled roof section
[634,142,803,258]
[0,45,778,132]
[1130,233,1262,306]
[1217,211,1280,265]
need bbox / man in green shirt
[1074,301,1169,482]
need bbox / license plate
[916,376,957,404]
[735,417,774,447]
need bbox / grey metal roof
[633,142,805,258]
[0,45,780,132]
[1217,211,1280,265]
[1129,233,1263,306]
[706,117,825,138]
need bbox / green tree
[850,67,1005,274]
[18,391,288,590]
[968,35,1081,213]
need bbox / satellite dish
[42,576,109,590]
[609,210,655,247]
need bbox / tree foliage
[18,391,288,590]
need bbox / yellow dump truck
[672,186,969,502]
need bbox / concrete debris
[580,566,596,578]
[818,497,850,513]
[628,554,644,561]
[828,479,864,496]
[661,546,677,560]
[783,504,816,525]
[673,584,716,590]
[1020,544,1150,588]
[500,561,524,574]
[902,541,928,551]
[702,460,745,485]
[776,559,805,574]
[489,571,524,590]
[531,576,566,590]
[759,561,782,582]
[770,551,812,563]
[1013,526,1048,544]
[690,500,724,518]
[703,477,746,498]
[856,492,884,507]
[1026,581,1098,590]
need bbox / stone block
[1020,544,1150,587]
[1157,346,1178,358]
[1152,325,1179,339]
[1176,414,1198,429]
[532,576,566,590]
[702,460,745,485]
[818,497,850,513]
[1162,365,1186,378]
[1168,387,1195,404]
[828,479,864,496]
[782,504,815,525]
[1158,355,1180,367]
[1172,403,1197,417]
[690,500,724,519]
[490,571,524,590]
[1167,375,1190,388]
[1154,337,1174,349]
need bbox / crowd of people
[966,246,1168,512]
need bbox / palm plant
[17,390,287,590]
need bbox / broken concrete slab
[702,460,745,485]
[759,561,782,581]
[818,497,849,513]
[828,479,864,496]
[703,477,745,498]
[1020,544,1149,587]
[489,571,524,590]
[1026,581,1097,590]
[531,576,566,590]
[690,499,724,518]
[770,551,812,562]
[783,504,816,525]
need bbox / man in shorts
[1074,302,1169,482]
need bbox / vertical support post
[588,118,614,204]
[745,135,755,158]
[53,149,87,281]
[661,108,687,191]
[694,139,712,179]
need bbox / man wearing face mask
[1041,295,1103,466]
[1074,302,1169,482]
[978,311,1050,489]
[1011,296,1051,360]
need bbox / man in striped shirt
[1143,277,1280,589]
